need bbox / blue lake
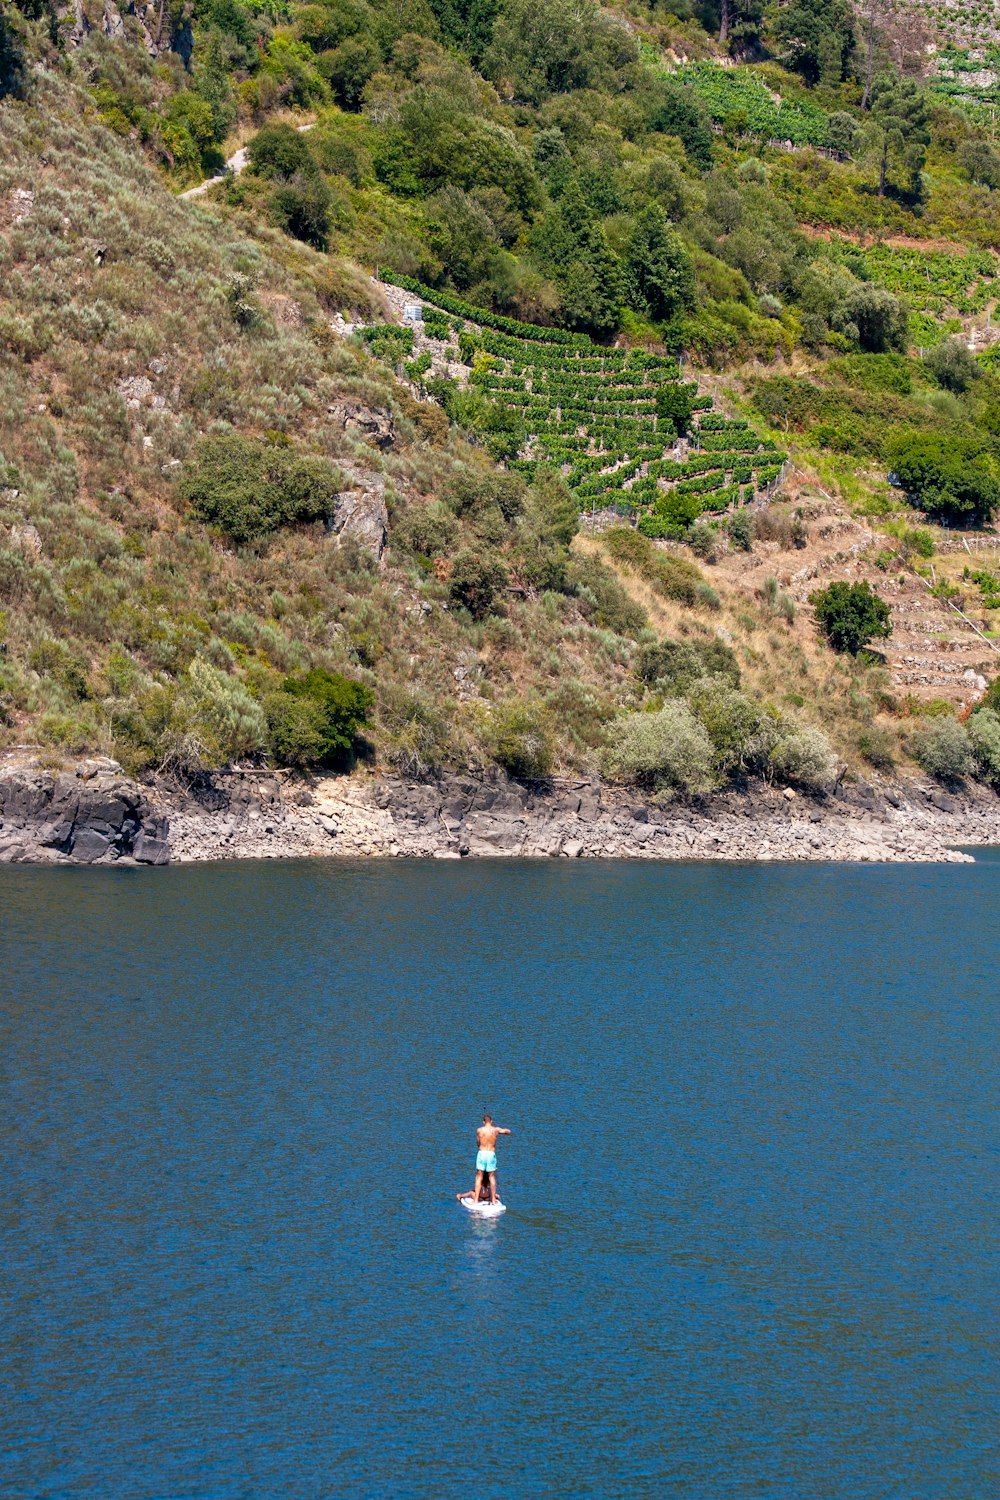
[2,856,998,1499]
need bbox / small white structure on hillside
[403,303,423,321]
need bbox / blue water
[2,857,999,1499]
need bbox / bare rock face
[0,762,169,864]
[327,400,396,451]
[327,467,388,563]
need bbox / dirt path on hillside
[796,223,980,255]
[178,121,316,200]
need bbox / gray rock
[328,483,389,564]
[563,839,584,858]
[327,401,396,450]
[133,833,170,866]
[70,828,111,863]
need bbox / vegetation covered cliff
[3,0,1000,797]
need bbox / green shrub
[263,689,327,767]
[449,550,509,619]
[688,682,779,777]
[857,724,896,770]
[601,527,704,606]
[185,658,268,764]
[912,716,971,780]
[484,698,554,780]
[394,503,458,560]
[568,554,647,637]
[637,636,740,693]
[811,580,891,655]
[924,337,980,394]
[768,726,834,790]
[267,668,372,766]
[728,509,753,552]
[889,434,1000,526]
[653,490,703,530]
[602,702,716,794]
[180,434,342,544]
[967,707,1000,786]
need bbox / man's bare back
[472,1112,511,1205]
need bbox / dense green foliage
[266,668,373,765]
[810,581,892,655]
[180,434,343,543]
[889,434,1000,524]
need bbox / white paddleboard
[460,1195,506,1216]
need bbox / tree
[831,283,908,352]
[656,382,698,436]
[528,181,623,334]
[889,433,1000,525]
[482,0,636,103]
[772,0,856,85]
[924,336,980,394]
[247,123,317,179]
[651,81,715,170]
[278,669,373,763]
[623,205,695,323]
[0,5,28,101]
[718,0,765,51]
[866,74,929,197]
[318,34,381,109]
[810,580,892,654]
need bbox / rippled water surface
[2,857,999,1499]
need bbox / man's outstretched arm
[496,1126,512,1135]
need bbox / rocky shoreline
[2,752,999,866]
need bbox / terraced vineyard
[378,276,787,532]
[818,238,998,342]
[671,61,831,148]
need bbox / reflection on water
[2,857,999,1500]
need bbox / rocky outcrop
[327,466,388,563]
[4,756,1000,867]
[162,766,1000,865]
[0,760,169,865]
[326,399,396,450]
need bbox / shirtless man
[473,1112,511,1206]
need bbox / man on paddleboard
[473,1112,511,1206]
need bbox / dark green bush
[811,580,892,655]
[266,668,373,766]
[637,636,740,693]
[448,549,509,618]
[889,433,1000,525]
[270,175,332,249]
[180,434,343,544]
[247,124,317,180]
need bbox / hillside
[3,0,1000,810]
